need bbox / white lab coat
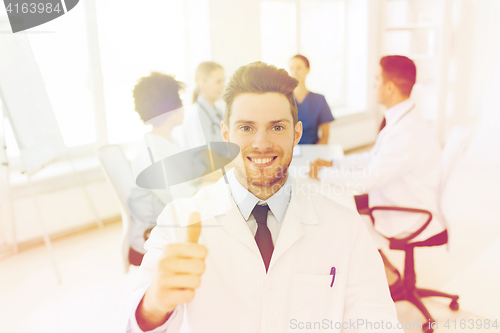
[123,174,403,333]
[318,100,446,245]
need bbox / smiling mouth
[247,156,278,166]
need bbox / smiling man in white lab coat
[124,62,403,333]
[309,56,446,289]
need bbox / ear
[293,121,303,147]
[221,121,230,142]
[386,80,396,95]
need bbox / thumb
[186,212,202,243]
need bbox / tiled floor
[0,219,499,333]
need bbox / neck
[294,84,309,103]
[384,95,409,110]
[235,170,288,201]
[200,93,215,107]
[295,81,308,93]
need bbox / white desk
[289,144,356,210]
[290,144,343,168]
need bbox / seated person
[309,56,446,292]
[289,54,334,144]
[128,72,196,265]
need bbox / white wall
[442,0,500,144]
[209,0,262,77]
[464,0,500,164]
[441,0,500,246]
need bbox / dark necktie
[252,204,273,272]
[379,117,386,132]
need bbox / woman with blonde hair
[181,61,226,148]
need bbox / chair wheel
[424,327,434,333]
[450,300,459,311]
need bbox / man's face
[221,93,302,195]
[374,65,389,105]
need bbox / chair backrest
[97,144,135,273]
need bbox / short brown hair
[380,56,417,97]
[222,61,299,126]
[133,72,185,123]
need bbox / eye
[272,125,284,131]
[240,126,252,132]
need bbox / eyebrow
[234,120,255,125]
[233,119,291,125]
[270,119,291,124]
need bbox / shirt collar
[227,169,292,223]
[384,99,415,127]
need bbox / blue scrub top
[296,92,334,144]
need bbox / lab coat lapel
[373,102,415,154]
[201,178,261,257]
[381,102,415,136]
[219,203,261,257]
[269,178,319,271]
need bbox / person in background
[180,61,226,148]
[128,72,196,265]
[309,56,446,295]
[289,54,334,144]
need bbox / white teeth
[252,158,273,164]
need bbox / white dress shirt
[227,170,292,245]
[319,99,446,245]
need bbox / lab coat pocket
[288,273,345,329]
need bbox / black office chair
[364,206,459,333]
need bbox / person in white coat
[309,56,446,290]
[124,62,403,333]
[128,72,194,265]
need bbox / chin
[245,160,290,187]
[249,171,285,186]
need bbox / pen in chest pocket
[330,267,336,287]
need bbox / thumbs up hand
[137,213,207,330]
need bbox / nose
[251,129,273,152]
